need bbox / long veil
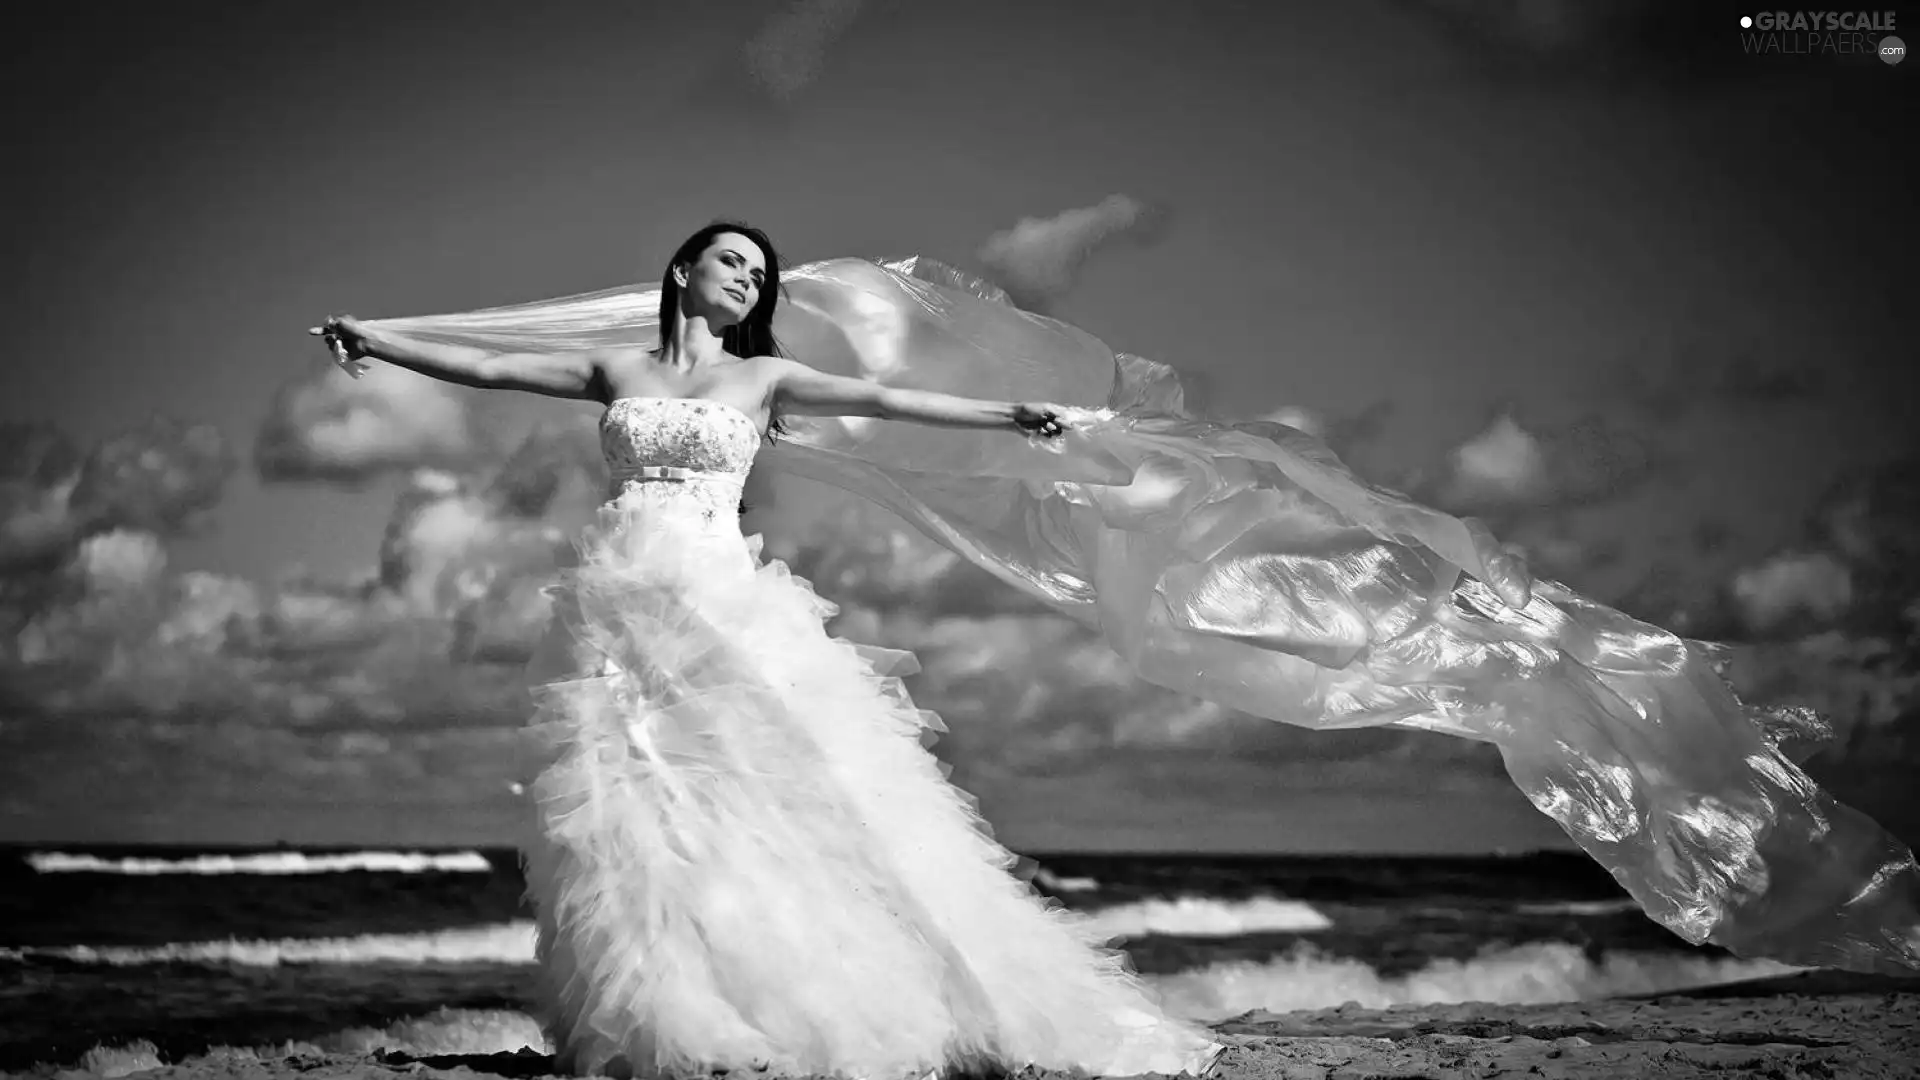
[365,255,1920,976]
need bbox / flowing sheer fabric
[368,255,1920,975]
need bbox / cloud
[1664,453,1917,645]
[1413,404,1672,608]
[1730,552,1854,636]
[75,418,235,533]
[743,0,866,102]
[15,384,1913,846]
[482,418,606,520]
[377,472,579,667]
[0,418,235,574]
[977,195,1169,312]
[0,423,86,571]
[243,357,608,676]
[1812,458,1920,616]
[0,390,1561,845]
[1425,409,1662,516]
[1432,413,1548,508]
[255,362,488,484]
[763,487,1050,619]
[12,530,170,665]
[1693,455,1920,643]
[251,363,607,666]
[158,571,263,650]
[2,411,600,742]
[1,511,552,836]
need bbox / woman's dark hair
[658,221,789,470]
[658,220,785,363]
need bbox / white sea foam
[3,922,538,967]
[1148,941,1799,1020]
[25,850,494,875]
[1514,899,1644,917]
[50,940,1798,1072]
[3,894,1336,967]
[310,1007,549,1057]
[1082,895,1334,939]
[67,1011,553,1069]
[29,943,1801,1072]
[8,923,1796,1035]
[1031,867,1101,893]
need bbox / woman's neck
[659,311,730,370]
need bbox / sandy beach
[10,972,1914,1080]
[1210,973,1920,1080]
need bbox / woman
[320,221,1920,1073]
[314,222,1228,1080]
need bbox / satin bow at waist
[610,465,746,485]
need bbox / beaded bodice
[600,397,760,523]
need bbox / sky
[2,0,1915,853]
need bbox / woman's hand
[308,314,374,378]
[1011,402,1069,439]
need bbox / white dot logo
[1882,35,1907,65]
[1740,15,1753,28]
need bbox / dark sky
[3,1,1914,852]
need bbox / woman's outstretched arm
[769,359,1066,435]
[310,315,616,400]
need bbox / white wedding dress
[519,396,1223,1080]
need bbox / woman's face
[677,232,767,325]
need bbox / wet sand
[1209,972,1919,1079]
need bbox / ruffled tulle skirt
[520,490,1221,1079]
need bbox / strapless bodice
[602,397,761,477]
[600,397,761,523]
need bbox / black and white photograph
[3,2,1915,1078]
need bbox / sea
[0,845,1802,1071]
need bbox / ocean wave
[45,942,1804,1074]
[5,910,1789,1024]
[59,1012,553,1074]
[311,1008,548,1057]
[1031,867,1100,893]
[1,895,1334,967]
[24,850,495,876]
[1149,941,1800,1019]
[75,1010,554,1068]
[1513,899,1644,917]
[2,923,538,967]
[1082,895,1333,938]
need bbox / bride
[318,218,1920,1077]
[313,222,1228,1079]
